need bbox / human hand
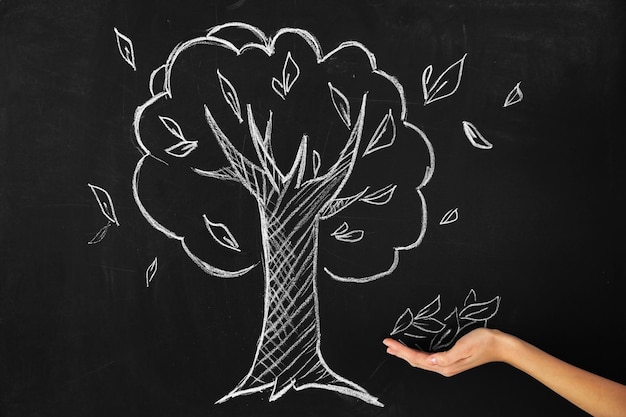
[383,328,507,377]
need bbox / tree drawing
[131,23,434,406]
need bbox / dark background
[1,0,624,416]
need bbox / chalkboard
[1,1,624,416]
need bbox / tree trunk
[217,205,381,406]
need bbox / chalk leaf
[88,222,111,245]
[217,70,243,123]
[423,53,467,105]
[328,82,351,128]
[391,308,414,335]
[113,27,136,71]
[363,109,396,156]
[88,183,119,226]
[164,140,198,158]
[460,296,501,322]
[462,121,493,150]
[282,52,300,94]
[504,82,523,107]
[439,208,459,225]
[146,257,158,287]
[203,215,241,252]
[360,184,397,206]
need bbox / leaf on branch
[88,183,120,226]
[217,70,243,123]
[164,140,198,158]
[113,27,136,71]
[459,296,501,322]
[145,257,158,287]
[192,166,237,181]
[391,308,414,335]
[462,121,493,150]
[203,215,241,252]
[328,82,351,128]
[87,222,111,245]
[312,150,321,177]
[159,116,187,141]
[439,208,459,225]
[331,222,364,243]
[422,53,467,105]
[360,184,397,206]
[415,295,441,318]
[363,109,396,156]
[503,82,523,107]
[320,188,369,220]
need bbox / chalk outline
[113,27,137,71]
[503,81,523,107]
[132,22,436,406]
[422,53,467,105]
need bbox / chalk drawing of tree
[132,23,434,406]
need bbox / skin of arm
[383,328,626,417]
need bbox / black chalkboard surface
[1,1,624,416]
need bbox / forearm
[496,331,626,417]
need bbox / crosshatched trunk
[219,195,375,403]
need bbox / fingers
[383,338,437,371]
[383,338,469,377]
[384,329,501,378]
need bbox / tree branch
[304,92,368,210]
[246,105,283,192]
[204,104,267,199]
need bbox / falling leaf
[331,222,364,243]
[421,65,433,96]
[422,53,467,105]
[415,295,441,318]
[88,183,119,226]
[164,140,198,158]
[439,208,459,225]
[335,230,364,243]
[312,150,321,177]
[281,52,300,94]
[462,121,493,150]
[203,215,241,252]
[88,222,111,245]
[464,289,477,306]
[363,109,396,156]
[159,116,186,141]
[217,70,243,123]
[430,308,460,351]
[391,308,414,335]
[360,184,397,206]
[320,188,370,220]
[459,296,501,322]
[503,82,523,107]
[146,257,158,287]
[412,317,445,334]
[331,222,349,236]
[271,77,285,100]
[328,82,351,128]
[113,27,137,71]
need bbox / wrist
[489,329,522,365]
